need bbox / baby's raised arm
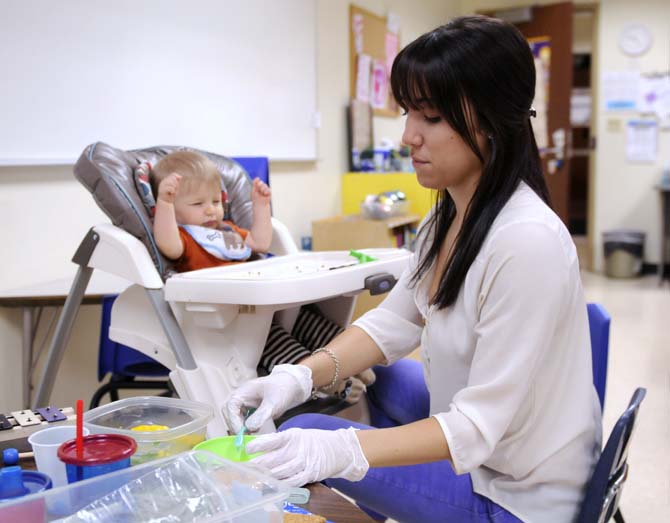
[153,173,185,260]
[245,178,273,252]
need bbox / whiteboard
[0,0,317,164]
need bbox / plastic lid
[57,434,137,466]
[84,396,213,443]
[0,468,52,501]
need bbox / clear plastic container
[83,397,213,465]
[0,450,290,522]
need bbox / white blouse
[354,182,602,523]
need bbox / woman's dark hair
[390,15,551,309]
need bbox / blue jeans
[280,359,524,523]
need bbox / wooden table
[305,483,376,522]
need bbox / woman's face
[402,106,487,192]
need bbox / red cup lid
[57,434,137,466]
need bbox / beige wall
[462,0,670,271]
[593,0,670,269]
[0,0,458,412]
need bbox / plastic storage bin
[84,397,213,465]
[603,230,645,278]
[0,450,291,522]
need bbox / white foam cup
[28,425,90,487]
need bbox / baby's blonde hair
[151,150,221,198]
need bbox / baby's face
[174,183,224,228]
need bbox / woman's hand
[157,172,181,204]
[247,427,369,487]
[223,364,313,433]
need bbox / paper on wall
[356,54,371,102]
[387,12,400,35]
[638,72,670,120]
[353,13,364,54]
[571,88,592,126]
[626,119,658,163]
[385,32,399,75]
[602,71,640,110]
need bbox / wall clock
[618,24,652,56]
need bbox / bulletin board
[349,5,400,117]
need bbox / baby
[151,150,271,272]
[150,150,374,402]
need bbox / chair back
[98,295,169,380]
[587,303,611,410]
[577,387,647,523]
[233,157,269,185]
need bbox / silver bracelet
[313,347,340,391]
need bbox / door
[484,3,574,225]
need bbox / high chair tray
[165,249,411,305]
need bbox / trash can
[603,230,645,278]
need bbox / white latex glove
[247,427,369,487]
[224,364,313,434]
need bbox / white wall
[0,0,459,411]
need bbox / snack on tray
[283,513,327,523]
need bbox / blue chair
[89,156,270,408]
[90,294,172,408]
[587,303,611,411]
[577,388,647,523]
[233,157,269,185]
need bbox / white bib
[182,224,252,261]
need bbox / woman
[224,16,601,523]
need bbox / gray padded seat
[74,142,255,279]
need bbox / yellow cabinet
[341,172,435,220]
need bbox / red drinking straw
[76,399,84,459]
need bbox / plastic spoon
[234,408,256,455]
[234,425,247,450]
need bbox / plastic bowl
[84,397,213,465]
[361,199,410,220]
[194,436,260,462]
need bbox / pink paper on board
[370,60,388,109]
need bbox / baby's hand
[157,173,181,204]
[251,178,271,207]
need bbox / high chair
[32,142,411,437]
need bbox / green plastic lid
[193,436,260,462]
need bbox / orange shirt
[174,222,249,273]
